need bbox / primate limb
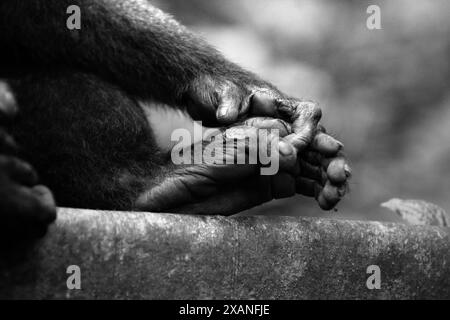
[0,1,351,234]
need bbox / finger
[196,128,257,174]
[2,185,54,222]
[31,185,57,224]
[299,159,326,184]
[251,92,322,152]
[317,193,335,211]
[216,96,239,124]
[271,172,296,199]
[216,82,247,124]
[223,126,297,175]
[259,132,297,175]
[296,177,345,210]
[327,157,351,184]
[0,155,38,186]
[311,132,343,156]
[249,90,279,117]
[251,92,323,131]
[283,101,322,152]
[317,181,343,211]
[296,177,322,198]
[242,117,292,137]
[9,186,56,239]
[277,139,298,174]
[302,151,338,171]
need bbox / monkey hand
[298,126,351,210]
[241,117,351,211]
[185,77,328,156]
[185,75,321,136]
[0,82,57,240]
[135,118,350,214]
[135,122,298,214]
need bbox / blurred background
[150,0,450,222]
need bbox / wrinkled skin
[0,2,351,244]
[2,76,350,229]
[1,76,350,239]
[0,0,352,236]
[136,93,351,214]
[0,81,56,240]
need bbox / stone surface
[0,208,449,299]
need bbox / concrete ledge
[1,208,449,299]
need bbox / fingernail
[344,164,351,178]
[278,141,293,156]
[217,107,228,119]
[336,140,344,149]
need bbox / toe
[327,157,349,184]
[311,132,343,156]
[317,181,341,210]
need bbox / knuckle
[275,119,291,134]
[290,100,322,124]
[305,101,322,120]
[31,190,57,221]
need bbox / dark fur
[0,0,274,103]
[0,0,281,210]
[8,70,165,210]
